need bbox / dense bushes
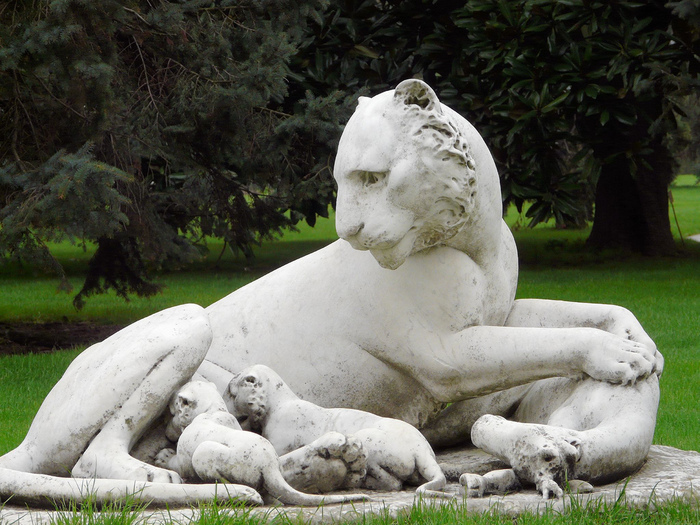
[298,0,699,252]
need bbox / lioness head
[334,79,477,270]
[165,380,227,441]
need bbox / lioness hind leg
[1,305,211,479]
[542,375,660,484]
[71,306,213,482]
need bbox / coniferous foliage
[1,0,350,306]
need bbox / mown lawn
[1,176,697,324]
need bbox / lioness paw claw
[538,479,563,499]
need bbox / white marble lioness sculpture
[155,380,368,506]
[0,80,661,502]
[226,364,447,495]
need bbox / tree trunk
[587,137,677,256]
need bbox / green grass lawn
[1,177,697,323]
[35,496,700,525]
[0,179,698,523]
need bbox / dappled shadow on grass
[181,239,337,276]
[515,235,700,270]
[0,240,337,280]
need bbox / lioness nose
[337,221,364,240]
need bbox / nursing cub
[226,365,447,495]
[156,380,368,506]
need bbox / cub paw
[459,473,486,498]
[312,431,349,458]
[155,448,176,468]
[311,432,368,471]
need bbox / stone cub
[226,365,448,495]
[156,380,368,506]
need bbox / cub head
[165,380,227,441]
[224,365,280,432]
[334,79,478,270]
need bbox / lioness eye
[357,171,387,187]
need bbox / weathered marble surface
[227,365,446,494]
[0,79,666,503]
[154,380,368,506]
[2,446,697,524]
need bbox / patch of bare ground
[0,322,123,355]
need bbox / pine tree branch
[33,75,89,120]
[255,106,293,118]
[133,35,161,119]
[12,71,39,167]
[164,58,234,85]
[11,100,21,164]
[122,6,150,27]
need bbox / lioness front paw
[509,436,579,500]
[583,331,654,385]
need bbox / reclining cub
[155,380,368,506]
[226,364,447,495]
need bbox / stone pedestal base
[1,445,698,524]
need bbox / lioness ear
[394,79,441,113]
